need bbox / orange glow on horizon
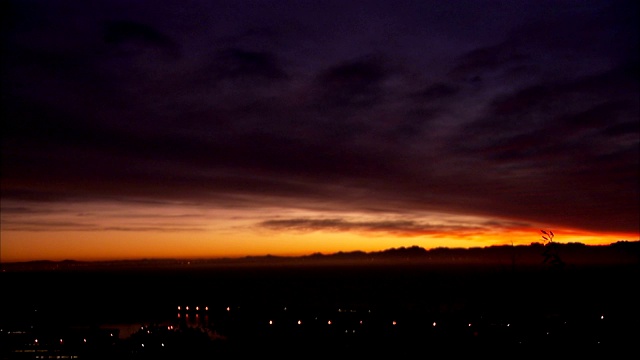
[2,199,637,263]
[0,226,635,263]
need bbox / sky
[1,0,639,262]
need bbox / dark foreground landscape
[1,242,639,359]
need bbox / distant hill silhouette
[2,241,638,272]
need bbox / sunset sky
[1,0,638,262]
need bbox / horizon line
[3,240,638,265]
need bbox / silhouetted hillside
[2,241,638,272]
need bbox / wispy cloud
[258,216,530,237]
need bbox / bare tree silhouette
[540,230,565,269]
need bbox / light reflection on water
[97,309,212,339]
[99,323,143,338]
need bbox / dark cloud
[448,43,531,83]
[448,63,639,232]
[104,20,175,48]
[258,218,502,236]
[211,48,288,81]
[2,219,206,232]
[412,83,460,101]
[314,56,389,108]
[0,220,102,232]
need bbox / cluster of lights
[30,337,89,349]
[140,343,165,348]
[10,309,613,355]
[176,305,210,312]
[265,318,400,326]
[171,304,613,343]
[176,305,213,320]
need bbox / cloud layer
[2,0,638,238]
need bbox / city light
[2,299,632,357]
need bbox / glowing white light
[161,343,165,347]
[141,344,144,347]
[226,307,230,311]
[196,306,199,311]
[432,322,437,327]
[186,306,189,311]
[359,320,363,325]
[83,339,87,343]
[468,323,472,327]
[269,320,273,325]
[601,315,604,320]
[298,320,302,325]
[327,320,332,325]
[34,339,38,343]
[205,307,209,311]
[177,306,181,311]
[392,321,397,326]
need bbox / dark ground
[2,259,639,358]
